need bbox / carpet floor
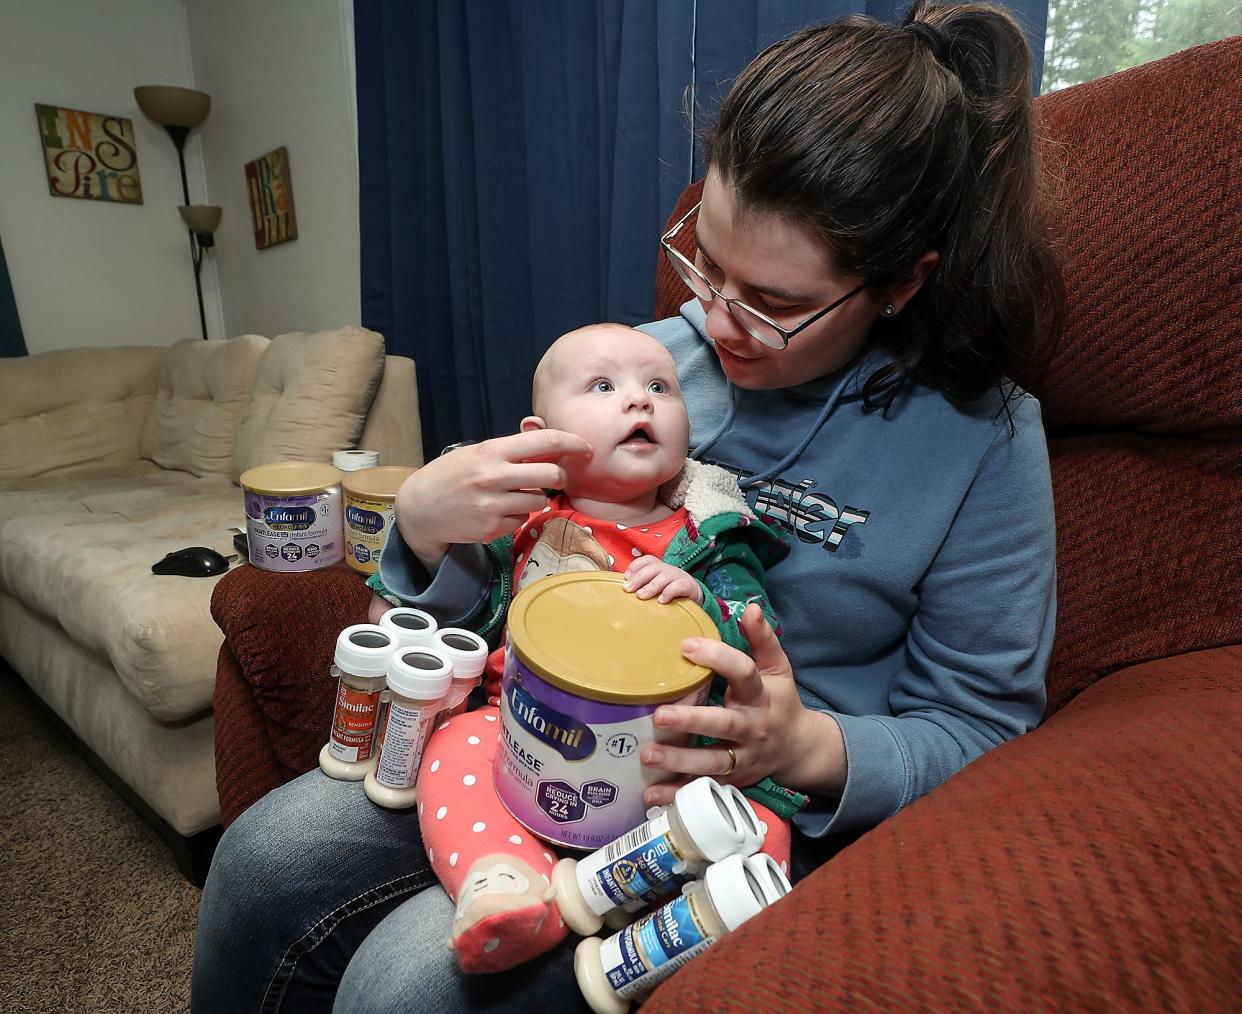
[0,666,199,1012]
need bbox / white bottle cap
[743,853,792,905]
[379,607,439,647]
[333,449,380,471]
[335,624,398,678]
[723,785,767,856]
[433,628,488,680]
[702,853,769,933]
[674,777,746,862]
[386,646,454,701]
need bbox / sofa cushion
[0,347,162,481]
[0,463,167,527]
[140,335,269,477]
[0,471,242,721]
[230,325,386,481]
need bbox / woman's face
[693,170,884,390]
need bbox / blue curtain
[0,234,26,358]
[355,0,1046,458]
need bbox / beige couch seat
[0,325,422,874]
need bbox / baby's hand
[623,556,704,605]
[367,592,392,625]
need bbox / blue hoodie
[378,300,1055,841]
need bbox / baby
[368,323,797,972]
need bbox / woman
[193,4,1060,1011]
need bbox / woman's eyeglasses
[660,200,869,350]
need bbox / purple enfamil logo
[264,506,315,529]
[509,681,595,761]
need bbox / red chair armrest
[647,646,1242,1011]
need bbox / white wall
[186,0,360,339]
[0,0,222,353]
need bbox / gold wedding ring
[722,745,737,777]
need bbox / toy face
[515,517,610,592]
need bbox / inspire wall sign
[245,145,298,249]
[35,104,143,204]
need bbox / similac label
[598,891,714,999]
[243,487,343,572]
[576,811,685,913]
[373,700,437,789]
[327,681,383,763]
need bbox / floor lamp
[133,85,220,340]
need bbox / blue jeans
[192,770,591,1013]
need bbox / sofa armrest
[647,645,1242,1011]
[0,346,163,480]
[358,355,425,468]
[210,563,372,824]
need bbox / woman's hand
[640,603,847,806]
[393,429,593,571]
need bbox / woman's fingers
[680,637,766,706]
[502,428,594,466]
[641,740,740,782]
[653,703,743,741]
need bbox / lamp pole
[164,125,208,341]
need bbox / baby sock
[749,800,792,879]
[448,853,567,973]
[417,707,568,973]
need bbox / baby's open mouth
[621,425,654,444]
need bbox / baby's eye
[648,380,668,395]
[590,379,615,393]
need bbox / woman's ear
[520,415,547,434]
[882,250,941,316]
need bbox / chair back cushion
[1026,36,1242,436]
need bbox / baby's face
[538,326,689,503]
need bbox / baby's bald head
[531,323,672,419]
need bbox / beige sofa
[0,325,422,881]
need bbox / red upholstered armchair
[210,38,1242,1008]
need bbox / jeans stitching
[258,868,436,1013]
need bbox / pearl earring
[882,304,897,317]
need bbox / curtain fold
[356,0,1046,457]
[0,233,27,358]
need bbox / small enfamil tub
[240,461,344,572]
[494,572,718,851]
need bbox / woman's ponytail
[901,1,1063,403]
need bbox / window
[1042,0,1242,92]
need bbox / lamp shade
[179,204,222,235]
[134,85,211,129]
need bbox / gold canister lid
[342,465,417,498]
[506,572,719,704]
[239,461,343,495]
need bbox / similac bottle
[574,852,778,1014]
[363,646,452,809]
[744,852,793,906]
[432,628,488,717]
[378,607,439,648]
[723,785,768,857]
[376,608,440,740]
[318,624,396,781]
[552,777,746,936]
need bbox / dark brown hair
[705,1,1063,412]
